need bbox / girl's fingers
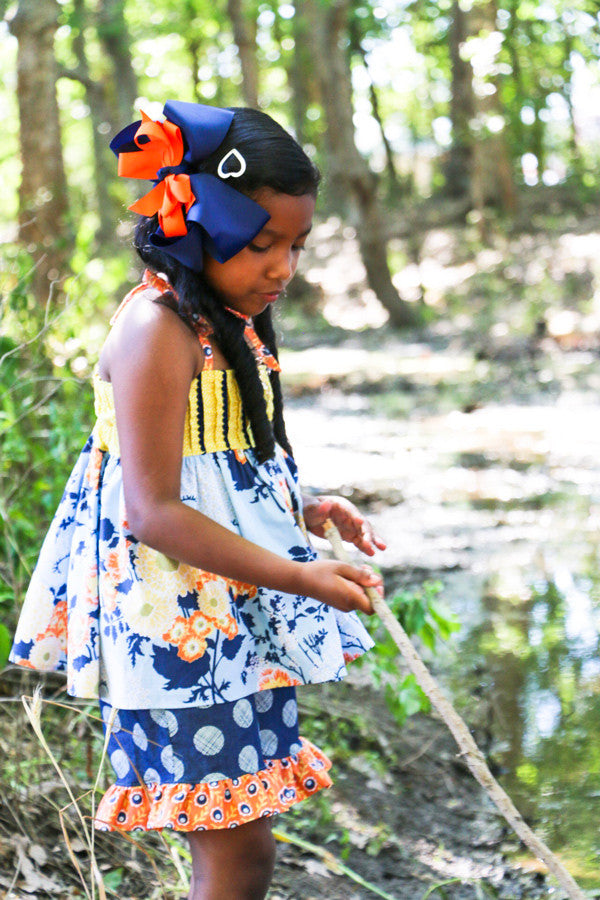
[346,582,375,614]
[352,522,387,556]
[338,563,383,613]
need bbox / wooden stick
[324,519,587,900]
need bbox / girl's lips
[259,291,281,302]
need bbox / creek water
[282,335,600,891]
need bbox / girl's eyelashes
[248,242,308,254]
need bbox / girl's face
[203,189,316,318]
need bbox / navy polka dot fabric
[100,687,301,787]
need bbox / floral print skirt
[96,686,332,832]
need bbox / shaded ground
[0,671,549,900]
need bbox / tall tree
[302,0,417,328]
[227,0,259,108]
[97,0,137,126]
[445,0,474,197]
[9,0,71,304]
[466,0,517,216]
[60,0,117,245]
[287,1,312,143]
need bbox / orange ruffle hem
[95,738,332,832]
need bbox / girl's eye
[249,242,270,253]
[292,244,307,253]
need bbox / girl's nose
[267,248,294,282]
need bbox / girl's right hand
[298,560,382,615]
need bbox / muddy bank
[270,683,550,900]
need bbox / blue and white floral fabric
[10,292,373,711]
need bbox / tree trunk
[97,0,138,127]
[504,1,525,157]
[303,0,417,328]
[445,0,474,197]
[562,28,583,176]
[227,0,259,108]
[468,0,517,220]
[10,0,71,304]
[351,33,403,199]
[288,1,312,144]
[70,0,115,245]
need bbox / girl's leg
[187,817,276,900]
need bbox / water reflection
[443,562,600,886]
[284,338,600,888]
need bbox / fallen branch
[324,520,587,900]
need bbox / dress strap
[224,306,281,373]
[194,318,215,370]
[110,269,177,325]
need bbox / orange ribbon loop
[117,111,184,180]
[130,174,195,237]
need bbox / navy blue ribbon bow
[110,100,270,272]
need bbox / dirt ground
[271,682,552,900]
[0,672,551,900]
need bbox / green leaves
[0,622,11,669]
[357,581,459,726]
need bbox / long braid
[254,308,293,458]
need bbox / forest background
[2,0,600,898]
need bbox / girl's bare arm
[103,299,379,615]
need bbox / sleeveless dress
[9,270,374,832]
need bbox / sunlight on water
[285,339,600,888]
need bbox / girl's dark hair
[134,107,320,463]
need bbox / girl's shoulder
[111,270,185,325]
[99,271,206,383]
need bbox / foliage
[357,581,459,727]
[0,253,96,646]
[3,0,600,257]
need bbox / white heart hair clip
[217,148,247,179]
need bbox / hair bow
[110,100,270,272]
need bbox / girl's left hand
[302,495,386,557]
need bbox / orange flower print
[224,577,257,599]
[188,611,213,638]
[105,548,127,583]
[45,600,67,640]
[85,445,104,490]
[179,633,209,662]
[259,667,302,690]
[163,617,189,644]
[218,617,239,639]
[234,449,247,464]
[163,613,212,662]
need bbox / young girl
[10,100,385,899]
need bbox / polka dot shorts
[95,687,332,831]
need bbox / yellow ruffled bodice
[92,367,274,457]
